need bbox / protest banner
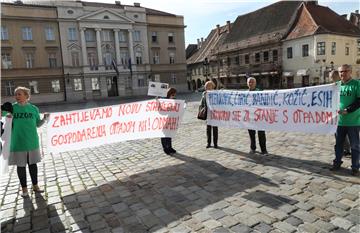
[1,117,12,175]
[148,81,169,97]
[47,99,185,154]
[206,84,340,134]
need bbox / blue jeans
[334,126,360,170]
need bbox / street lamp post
[203,58,209,82]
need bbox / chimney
[216,24,220,35]
[115,1,121,5]
[226,20,231,33]
[341,14,347,19]
[201,37,204,47]
[355,10,359,14]
[197,39,200,48]
[134,2,141,7]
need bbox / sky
[20,0,360,46]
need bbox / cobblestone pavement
[1,93,359,233]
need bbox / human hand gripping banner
[206,84,340,134]
[47,99,186,154]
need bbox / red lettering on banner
[292,109,334,124]
[118,103,142,116]
[232,111,242,121]
[254,108,279,124]
[243,110,250,122]
[110,121,136,134]
[50,124,106,146]
[145,101,180,112]
[151,117,179,130]
[282,110,288,123]
[210,110,230,121]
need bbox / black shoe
[206,145,211,148]
[330,164,341,171]
[261,151,269,156]
[351,169,359,176]
[214,144,218,149]
[164,149,172,155]
[169,148,176,154]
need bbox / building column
[95,28,103,66]
[128,29,135,64]
[80,28,88,67]
[113,29,121,65]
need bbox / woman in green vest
[8,87,49,197]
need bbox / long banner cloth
[206,84,340,134]
[47,99,185,154]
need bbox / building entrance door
[107,76,119,97]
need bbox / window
[135,48,142,65]
[51,80,60,93]
[152,32,157,43]
[25,53,34,68]
[245,54,249,64]
[168,32,174,43]
[29,81,39,94]
[1,26,9,40]
[154,74,160,82]
[22,27,32,40]
[45,27,55,41]
[103,15,110,19]
[357,39,360,56]
[317,42,325,55]
[85,30,95,42]
[272,50,278,62]
[102,30,111,41]
[5,81,15,96]
[74,78,83,91]
[71,52,80,67]
[119,31,126,42]
[235,56,240,64]
[68,27,77,41]
[133,30,141,42]
[171,73,176,84]
[153,50,160,64]
[255,53,260,63]
[104,52,113,70]
[345,47,350,56]
[120,50,128,67]
[48,53,57,68]
[263,51,269,62]
[302,44,309,57]
[137,75,145,87]
[88,52,98,70]
[331,42,336,55]
[2,53,12,69]
[125,76,132,89]
[91,78,100,90]
[169,51,175,64]
[287,47,293,59]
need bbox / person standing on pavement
[161,87,177,155]
[329,70,351,157]
[330,65,360,176]
[200,81,218,148]
[8,87,49,197]
[247,77,268,156]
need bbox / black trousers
[207,125,218,146]
[17,154,38,188]
[248,130,267,152]
[161,137,172,151]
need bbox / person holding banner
[200,81,218,148]
[247,77,268,155]
[329,70,351,157]
[330,65,360,176]
[8,87,50,197]
[161,87,177,155]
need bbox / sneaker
[32,185,44,193]
[249,150,256,154]
[351,169,359,176]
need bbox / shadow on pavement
[217,146,359,184]
[1,193,66,233]
[61,152,278,232]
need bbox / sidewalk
[1,93,359,233]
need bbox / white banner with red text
[206,84,340,134]
[47,99,185,154]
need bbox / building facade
[1,3,64,103]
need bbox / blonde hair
[205,81,215,91]
[14,86,31,100]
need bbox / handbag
[197,106,207,120]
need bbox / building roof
[224,1,302,44]
[145,8,176,16]
[187,24,230,65]
[81,1,124,9]
[186,44,198,59]
[305,3,360,36]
